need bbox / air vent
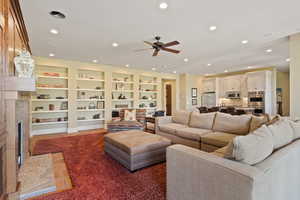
[49,11,66,19]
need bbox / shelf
[31,99,68,102]
[139,91,158,93]
[112,90,134,93]
[77,119,105,122]
[37,87,68,90]
[32,121,68,126]
[77,109,105,112]
[112,107,133,110]
[142,107,157,110]
[76,89,104,92]
[112,99,134,102]
[112,81,134,84]
[37,75,68,79]
[139,82,158,85]
[32,110,68,114]
[139,99,157,101]
[77,78,105,82]
[76,99,105,102]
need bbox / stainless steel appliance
[225,91,241,99]
[248,91,265,114]
[201,92,216,107]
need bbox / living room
[1,0,300,200]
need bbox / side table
[145,117,156,133]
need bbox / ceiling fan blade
[163,41,180,47]
[152,49,159,56]
[161,47,180,54]
[144,41,154,46]
[134,48,153,52]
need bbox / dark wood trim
[9,0,30,52]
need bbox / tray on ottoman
[104,130,171,172]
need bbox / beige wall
[277,71,290,116]
[290,33,300,119]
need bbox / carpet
[32,133,166,200]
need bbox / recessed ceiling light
[247,66,253,69]
[207,63,212,66]
[112,42,119,47]
[152,67,156,71]
[125,64,130,67]
[159,2,168,10]
[49,11,66,19]
[92,59,98,63]
[205,73,210,76]
[49,53,55,57]
[209,26,217,31]
[241,40,249,44]
[184,58,189,62]
[286,58,291,62]
[173,71,177,74]
[50,29,59,34]
[224,70,228,73]
[266,49,273,53]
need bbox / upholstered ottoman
[104,130,171,172]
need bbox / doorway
[166,84,172,116]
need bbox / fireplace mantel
[4,76,35,200]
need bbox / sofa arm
[155,116,172,131]
[167,145,265,200]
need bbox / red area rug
[32,133,166,200]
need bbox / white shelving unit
[139,75,159,116]
[31,65,69,135]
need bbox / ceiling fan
[136,36,181,56]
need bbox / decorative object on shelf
[78,91,86,99]
[139,103,146,108]
[43,72,60,77]
[77,106,87,110]
[124,77,129,82]
[90,95,100,99]
[60,102,68,110]
[149,103,156,107]
[118,94,126,99]
[142,96,148,99]
[96,86,102,90]
[14,50,35,78]
[115,104,129,109]
[56,96,65,99]
[89,102,96,109]
[192,99,197,105]
[97,101,104,109]
[192,88,197,98]
[93,114,100,119]
[77,117,86,120]
[49,104,55,111]
[34,106,44,111]
[37,94,50,99]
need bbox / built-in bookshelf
[139,75,159,116]
[76,69,105,130]
[111,72,135,111]
[31,65,69,135]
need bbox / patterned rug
[32,133,166,200]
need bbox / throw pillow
[172,110,191,125]
[249,114,269,132]
[189,111,216,130]
[225,125,274,165]
[288,120,300,140]
[267,119,294,150]
[124,109,136,121]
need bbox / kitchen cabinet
[203,78,216,93]
[219,75,241,97]
[247,71,266,92]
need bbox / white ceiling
[21,0,300,74]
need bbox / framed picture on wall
[192,99,197,105]
[192,88,197,98]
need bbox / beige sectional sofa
[156,111,263,152]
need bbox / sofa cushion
[189,112,216,130]
[201,132,237,148]
[225,125,274,165]
[174,127,212,141]
[289,120,300,140]
[159,123,187,134]
[268,119,294,150]
[213,112,252,135]
[250,115,269,132]
[172,110,191,125]
[211,146,228,157]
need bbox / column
[289,33,300,119]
